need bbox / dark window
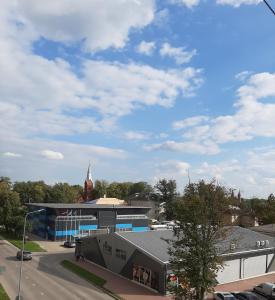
[115,248,126,260]
[103,241,112,255]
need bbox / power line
[263,0,275,15]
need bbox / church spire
[86,163,93,182]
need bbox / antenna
[187,169,191,185]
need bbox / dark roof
[27,203,151,209]
[250,224,275,236]
[116,226,275,264]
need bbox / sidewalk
[73,259,172,300]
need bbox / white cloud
[136,40,155,55]
[168,72,275,151]
[2,152,22,158]
[169,0,200,8]
[216,0,260,7]
[235,71,253,81]
[83,61,203,117]
[124,131,150,141]
[145,140,220,155]
[41,150,64,160]
[17,0,155,52]
[160,43,197,65]
[0,2,202,140]
[172,115,209,130]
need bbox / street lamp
[17,208,45,300]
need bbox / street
[0,240,112,300]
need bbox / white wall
[217,254,275,284]
[217,259,240,284]
[242,255,266,278]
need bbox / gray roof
[250,224,275,236]
[116,226,275,264]
[27,203,151,209]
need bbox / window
[102,241,112,255]
[115,248,126,260]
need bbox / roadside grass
[0,229,45,252]
[0,283,10,300]
[61,260,106,286]
[61,260,122,300]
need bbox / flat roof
[115,226,275,264]
[27,203,151,209]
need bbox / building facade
[27,203,150,241]
[76,227,275,295]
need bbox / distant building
[83,163,94,201]
[223,206,259,228]
[76,227,275,295]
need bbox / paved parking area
[215,272,275,292]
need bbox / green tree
[168,180,231,300]
[0,177,25,235]
[14,180,50,204]
[46,183,81,203]
[129,181,153,195]
[106,182,123,199]
[154,179,178,220]
[93,180,109,199]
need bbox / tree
[168,180,231,300]
[14,180,50,204]
[45,183,81,203]
[154,179,178,220]
[129,182,153,195]
[0,177,26,235]
[93,180,109,199]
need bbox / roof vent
[256,241,261,248]
[260,240,265,247]
[230,243,236,251]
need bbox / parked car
[63,241,76,248]
[253,283,275,299]
[16,250,32,261]
[215,292,237,300]
[232,292,260,300]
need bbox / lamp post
[17,208,45,300]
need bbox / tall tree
[45,183,81,203]
[93,180,109,198]
[168,180,231,300]
[14,180,50,204]
[0,177,26,235]
[154,179,177,220]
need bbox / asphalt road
[0,240,112,300]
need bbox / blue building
[27,203,150,241]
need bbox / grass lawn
[0,283,10,300]
[0,230,45,252]
[61,260,106,287]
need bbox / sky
[1,0,275,197]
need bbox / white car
[215,292,237,300]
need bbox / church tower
[83,164,94,201]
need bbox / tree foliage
[168,180,231,300]
[0,177,27,236]
[154,179,178,220]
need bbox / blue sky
[1,0,275,197]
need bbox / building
[83,163,94,201]
[76,226,275,295]
[27,203,150,241]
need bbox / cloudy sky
[1,0,275,197]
